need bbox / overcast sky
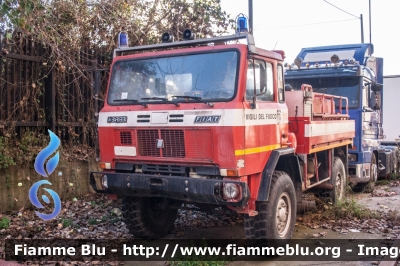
[220,0,399,76]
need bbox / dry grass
[313,198,381,220]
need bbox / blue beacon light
[118,32,128,48]
[237,15,248,33]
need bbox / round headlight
[223,183,240,200]
[348,154,358,162]
[101,175,108,188]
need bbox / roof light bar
[114,33,257,57]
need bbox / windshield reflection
[286,77,360,108]
[108,51,238,105]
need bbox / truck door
[362,80,383,140]
[243,58,288,175]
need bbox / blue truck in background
[284,43,399,191]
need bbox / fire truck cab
[90,28,355,244]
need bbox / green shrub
[0,217,10,229]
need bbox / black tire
[370,153,378,182]
[394,152,400,177]
[352,153,377,192]
[122,197,178,239]
[352,181,369,193]
[314,157,345,205]
[331,157,346,203]
[244,171,296,246]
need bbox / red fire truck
[90,26,355,243]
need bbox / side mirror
[285,84,293,91]
[371,83,383,92]
[372,92,381,110]
[362,105,373,112]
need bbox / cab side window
[246,59,274,102]
[277,64,285,102]
[362,81,369,109]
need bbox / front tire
[122,197,178,239]
[352,153,377,192]
[244,171,296,246]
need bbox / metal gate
[0,30,109,146]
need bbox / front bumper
[348,163,370,184]
[90,172,250,207]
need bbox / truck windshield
[108,50,238,105]
[285,77,360,108]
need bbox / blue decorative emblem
[29,130,62,220]
[34,130,60,177]
[29,180,61,220]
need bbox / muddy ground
[0,180,399,265]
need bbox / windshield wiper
[113,99,138,102]
[113,99,149,107]
[141,97,180,107]
[172,96,214,107]
[141,97,168,101]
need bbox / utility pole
[360,14,364,43]
[248,0,253,34]
[369,0,372,43]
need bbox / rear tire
[314,157,346,204]
[122,197,178,239]
[244,171,296,246]
[331,157,346,203]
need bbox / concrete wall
[0,159,98,213]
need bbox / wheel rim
[276,192,291,237]
[335,172,343,200]
[371,161,378,182]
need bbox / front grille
[143,164,185,174]
[120,131,132,144]
[169,114,184,123]
[137,115,150,123]
[161,129,185,158]
[115,128,213,161]
[114,130,135,145]
[136,129,185,158]
[186,129,213,159]
[137,129,160,157]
